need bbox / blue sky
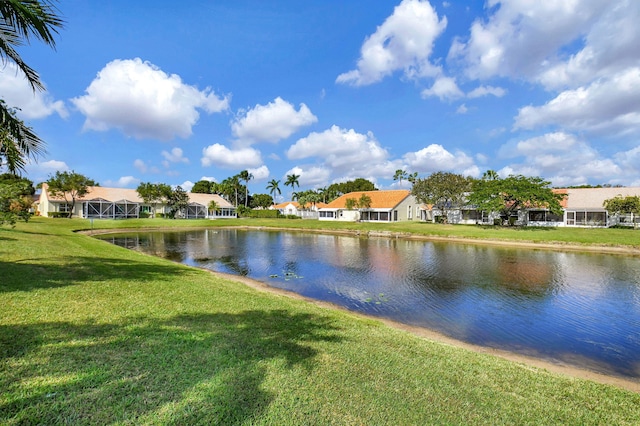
[4,0,640,200]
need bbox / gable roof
[323,190,412,209]
[40,184,233,208]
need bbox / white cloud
[247,165,270,181]
[421,76,464,101]
[71,58,230,141]
[104,176,140,188]
[0,62,68,119]
[497,132,625,186]
[26,159,69,183]
[179,180,194,192]
[514,68,640,135]
[287,125,398,180]
[403,143,479,176]
[283,166,332,188]
[467,85,506,99]
[133,159,148,173]
[456,104,468,114]
[336,0,447,86]
[448,0,610,83]
[199,176,217,183]
[201,143,262,168]
[231,97,317,145]
[161,147,189,164]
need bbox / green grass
[1,217,640,425]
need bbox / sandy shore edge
[87,225,640,392]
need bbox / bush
[247,209,281,219]
[285,214,301,220]
[156,213,165,218]
[139,212,150,218]
[48,212,69,218]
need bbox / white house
[318,190,419,222]
[37,184,236,219]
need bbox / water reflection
[100,229,640,379]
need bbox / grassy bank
[1,218,640,424]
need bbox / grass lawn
[1,217,639,425]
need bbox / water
[99,229,640,379]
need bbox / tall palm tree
[393,169,408,187]
[285,174,300,195]
[266,179,281,204]
[0,1,64,173]
[238,169,253,206]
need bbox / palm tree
[0,1,64,173]
[238,169,253,206]
[285,173,300,195]
[266,179,281,204]
[393,169,408,187]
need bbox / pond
[99,229,640,380]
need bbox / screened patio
[83,198,140,219]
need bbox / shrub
[247,209,281,219]
[139,212,150,218]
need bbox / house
[318,190,419,222]
[37,184,236,219]
[422,186,640,228]
[271,201,329,219]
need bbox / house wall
[394,195,419,221]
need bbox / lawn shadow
[0,256,194,293]
[0,309,344,424]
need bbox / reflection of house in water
[496,255,555,295]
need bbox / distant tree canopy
[468,171,565,219]
[0,173,35,225]
[603,195,640,215]
[166,186,189,219]
[46,171,97,218]
[411,172,471,223]
[328,178,377,197]
[250,193,273,209]
[136,182,172,217]
[191,180,213,194]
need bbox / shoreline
[88,225,640,392]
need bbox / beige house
[318,190,419,222]
[37,184,236,219]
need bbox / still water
[100,229,640,379]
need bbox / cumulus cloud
[231,97,317,145]
[283,166,332,188]
[26,159,69,183]
[104,176,140,188]
[0,63,68,119]
[336,0,447,86]
[247,165,270,181]
[467,85,506,99]
[421,76,464,101]
[497,132,624,186]
[71,58,230,141]
[287,125,398,179]
[161,147,189,164]
[403,144,479,176]
[448,0,610,82]
[178,180,194,192]
[201,143,262,168]
[514,68,640,135]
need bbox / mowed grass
[1,218,639,425]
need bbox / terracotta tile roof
[273,201,299,209]
[323,190,411,209]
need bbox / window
[528,210,563,222]
[566,210,606,226]
[319,211,335,218]
[59,203,71,213]
[407,205,412,220]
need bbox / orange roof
[323,190,411,209]
[273,201,300,209]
